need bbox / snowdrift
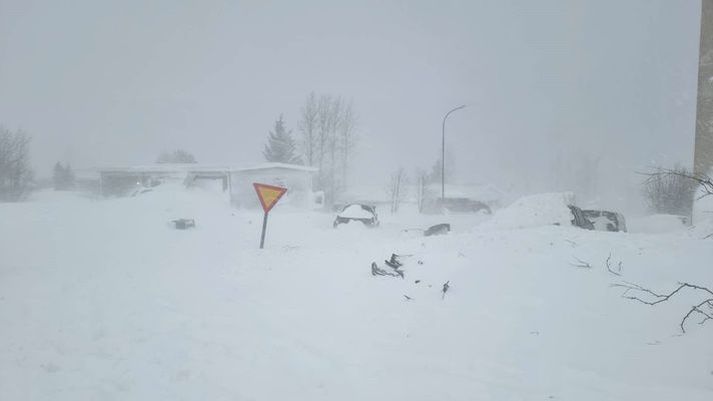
[628,214,690,234]
[479,192,577,230]
[1,189,712,400]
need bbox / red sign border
[253,183,287,213]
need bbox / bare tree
[298,92,358,206]
[416,172,426,213]
[650,168,713,200]
[339,100,358,187]
[386,168,408,213]
[299,92,319,167]
[325,96,342,202]
[0,126,34,202]
[316,94,333,183]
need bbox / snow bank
[687,181,713,238]
[2,190,712,401]
[692,187,713,234]
[628,214,689,234]
[479,192,576,230]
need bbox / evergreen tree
[52,162,63,190]
[156,149,196,164]
[53,162,75,190]
[263,115,302,164]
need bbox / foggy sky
[0,0,703,209]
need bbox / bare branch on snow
[611,281,713,333]
[570,256,592,269]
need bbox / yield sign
[253,183,287,213]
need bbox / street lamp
[441,104,466,201]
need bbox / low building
[97,162,317,209]
[229,163,318,209]
[99,164,197,196]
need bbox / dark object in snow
[417,260,424,265]
[371,262,403,278]
[442,281,450,299]
[172,219,196,230]
[403,295,413,301]
[570,256,592,269]
[424,223,451,237]
[384,254,405,277]
[384,253,403,268]
[415,280,421,284]
[422,197,491,215]
[403,224,451,237]
[371,262,380,275]
[334,204,379,228]
[567,205,595,230]
[581,210,627,232]
[131,188,153,197]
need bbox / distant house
[229,163,318,209]
[99,164,197,196]
[97,162,317,209]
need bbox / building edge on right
[694,0,713,177]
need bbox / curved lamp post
[441,104,466,201]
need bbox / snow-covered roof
[98,162,317,174]
[230,163,318,173]
[98,164,226,174]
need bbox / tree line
[262,92,358,206]
[0,126,33,201]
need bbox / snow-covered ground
[1,187,712,400]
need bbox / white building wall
[229,168,313,209]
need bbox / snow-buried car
[480,192,596,231]
[333,204,380,228]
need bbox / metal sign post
[253,183,287,249]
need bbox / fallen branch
[442,281,450,300]
[371,262,403,278]
[570,256,592,269]
[682,299,713,332]
[611,281,713,333]
[605,253,622,276]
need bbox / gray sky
[0,0,703,208]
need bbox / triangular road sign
[253,183,287,213]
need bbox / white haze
[0,0,702,212]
